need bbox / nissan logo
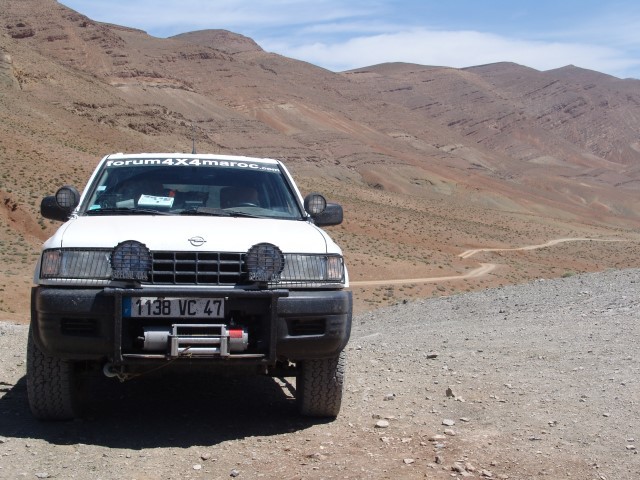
[188,236,206,247]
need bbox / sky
[59,0,640,79]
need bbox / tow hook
[102,362,131,382]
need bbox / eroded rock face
[0,53,20,89]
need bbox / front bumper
[31,286,352,365]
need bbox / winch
[139,324,248,357]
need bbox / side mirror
[303,193,343,226]
[41,186,80,221]
[314,203,343,226]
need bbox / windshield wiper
[180,207,263,218]
[224,209,266,218]
[179,207,230,217]
[86,208,173,216]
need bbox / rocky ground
[1,268,639,479]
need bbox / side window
[265,174,298,215]
[84,168,113,210]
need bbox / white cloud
[62,0,380,34]
[261,28,640,77]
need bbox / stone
[375,420,390,428]
[306,452,327,460]
[442,419,455,426]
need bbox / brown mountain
[1,0,640,319]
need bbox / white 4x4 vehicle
[29,153,351,419]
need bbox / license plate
[124,297,224,318]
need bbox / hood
[45,215,340,254]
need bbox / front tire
[26,326,80,420]
[296,351,346,418]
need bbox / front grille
[150,251,245,285]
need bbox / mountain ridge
[1,0,639,317]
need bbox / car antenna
[191,124,197,154]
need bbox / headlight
[40,248,112,284]
[246,243,284,282]
[303,193,327,215]
[111,240,152,281]
[55,185,80,210]
[279,254,345,285]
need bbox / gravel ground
[1,268,639,479]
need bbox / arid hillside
[1,0,640,320]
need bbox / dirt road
[350,262,496,286]
[351,237,622,287]
[457,237,622,259]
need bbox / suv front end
[28,153,352,420]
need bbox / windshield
[82,158,304,219]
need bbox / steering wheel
[234,202,259,207]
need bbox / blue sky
[59,0,640,79]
